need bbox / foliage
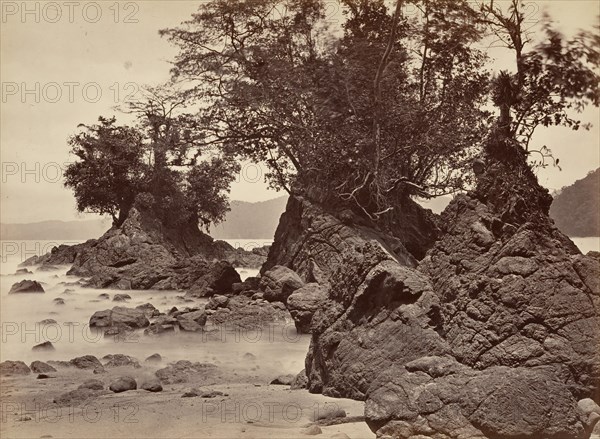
[64,102,240,229]
[160,0,491,218]
[64,117,148,225]
[481,0,599,162]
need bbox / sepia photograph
[1,1,599,438]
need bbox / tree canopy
[65,0,599,227]
[64,92,240,228]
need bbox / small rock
[145,353,162,363]
[140,378,163,392]
[98,293,110,299]
[37,374,54,379]
[243,352,257,361]
[32,341,55,352]
[53,298,65,305]
[109,376,137,393]
[30,361,56,373]
[270,374,295,385]
[37,319,57,325]
[112,293,131,302]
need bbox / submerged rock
[32,341,55,352]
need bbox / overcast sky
[1,0,599,223]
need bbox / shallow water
[0,240,307,378]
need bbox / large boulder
[260,265,304,303]
[287,283,328,333]
[8,280,44,294]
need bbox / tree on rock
[64,92,240,229]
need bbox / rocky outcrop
[293,145,600,438]
[19,205,263,292]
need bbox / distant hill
[0,219,110,240]
[550,168,600,237]
[210,196,288,239]
[0,196,289,241]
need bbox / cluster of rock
[257,153,600,438]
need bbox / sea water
[0,239,307,378]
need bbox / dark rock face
[261,196,420,284]
[9,280,44,294]
[293,156,600,438]
[420,194,600,399]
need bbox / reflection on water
[0,240,306,378]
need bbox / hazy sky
[1,0,599,223]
